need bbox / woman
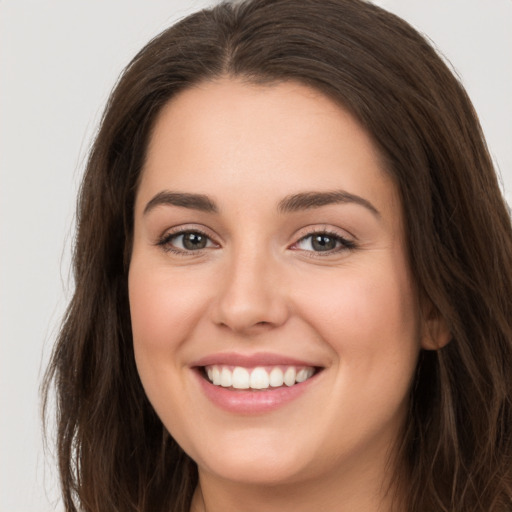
[43,0,512,510]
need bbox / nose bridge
[213,236,289,333]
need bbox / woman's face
[129,79,427,487]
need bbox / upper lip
[191,352,322,368]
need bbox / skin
[129,79,446,512]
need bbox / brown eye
[310,234,338,251]
[158,230,216,254]
[180,232,208,250]
[295,232,355,253]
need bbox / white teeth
[212,366,221,385]
[204,365,316,389]
[250,367,269,389]
[220,367,232,387]
[296,368,314,382]
[232,367,250,389]
[269,367,284,387]
[284,367,296,387]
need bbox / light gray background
[1,1,511,511]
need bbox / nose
[211,246,290,335]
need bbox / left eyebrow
[143,191,218,215]
[277,190,381,217]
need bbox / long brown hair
[43,0,512,510]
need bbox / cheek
[129,262,208,352]
[301,266,418,340]
[128,258,218,443]
[335,278,416,347]
[128,259,216,405]
[295,258,421,395]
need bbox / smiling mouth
[201,365,319,390]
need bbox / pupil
[312,234,336,251]
[183,233,206,250]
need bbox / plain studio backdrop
[0,1,511,511]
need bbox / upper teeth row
[205,365,315,390]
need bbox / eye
[294,231,355,253]
[157,229,217,254]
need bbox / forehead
[137,78,399,223]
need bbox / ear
[420,303,452,350]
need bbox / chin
[200,453,309,486]
[188,431,317,486]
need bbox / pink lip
[195,375,318,414]
[191,352,322,414]
[191,351,318,368]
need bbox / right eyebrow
[143,191,218,215]
[277,190,380,217]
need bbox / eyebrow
[143,191,218,215]
[143,189,380,217]
[277,190,380,217]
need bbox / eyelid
[293,224,355,241]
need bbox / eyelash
[293,229,356,256]
[156,228,356,257]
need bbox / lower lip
[194,370,319,414]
